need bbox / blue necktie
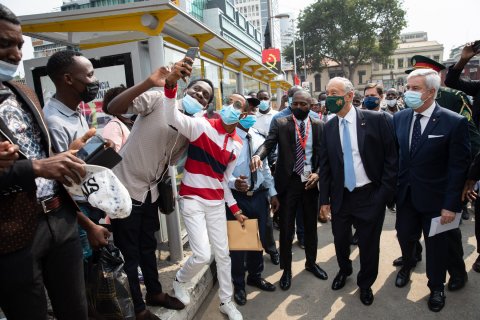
[410,114,423,156]
[342,119,356,191]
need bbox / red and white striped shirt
[164,87,243,214]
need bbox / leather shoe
[305,263,328,280]
[447,273,467,291]
[145,292,185,310]
[395,267,412,288]
[428,290,445,312]
[279,270,292,290]
[331,271,351,290]
[392,254,422,267]
[472,256,480,273]
[247,278,276,291]
[270,252,280,265]
[135,309,161,320]
[233,288,247,306]
[359,288,374,306]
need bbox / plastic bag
[86,243,135,320]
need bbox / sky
[2,0,480,76]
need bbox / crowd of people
[1,3,480,320]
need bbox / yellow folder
[227,219,263,251]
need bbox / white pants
[176,198,233,303]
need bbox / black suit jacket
[254,115,324,194]
[393,104,470,213]
[319,108,398,215]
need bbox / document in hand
[428,212,461,237]
[227,219,263,251]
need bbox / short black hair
[187,78,215,103]
[318,91,326,99]
[103,85,127,115]
[257,89,269,96]
[46,50,83,82]
[0,4,20,25]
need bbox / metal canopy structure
[18,0,290,86]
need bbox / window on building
[397,58,404,69]
[433,55,440,62]
[314,74,321,91]
[388,59,394,70]
[407,57,412,68]
[382,63,388,70]
[373,62,379,71]
[358,70,366,84]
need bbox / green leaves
[283,0,406,79]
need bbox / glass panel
[164,46,201,99]
[221,69,238,104]
[203,61,222,111]
[243,75,260,95]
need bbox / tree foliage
[284,0,407,80]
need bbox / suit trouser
[111,192,162,314]
[176,198,233,303]
[0,200,87,320]
[396,191,448,291]
[475,197,480,254]
[228,189,269,289]
[278,173,318,270]
[262,205,278,255]
[331,184,385,289]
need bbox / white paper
[428,212,461,237]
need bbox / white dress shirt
[338,106,371,188]
[409,101,436,147]
[254,108,278,137]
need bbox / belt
[346,183,374,193]
[232,188,268,197]
[38,194,63,214]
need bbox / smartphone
[185,47,199,66]
[76,135,106,161]
[472,40,480,53]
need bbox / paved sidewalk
[196,209,480,319]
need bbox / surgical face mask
[363,96,380,110]
[79,80,100,103]
[239,114,256,129]
[326,95,346,114]
[259,100,270,111]
[404,90,428,110]
[0,60,19,82]
[386,99,397,108]
[220,104,241,125]
[182,93,204,115]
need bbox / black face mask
[79,81,100,103]
[292,107,309,120]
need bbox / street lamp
[274,13,297,85]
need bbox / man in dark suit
[319,77,397,306]
[0,5,109,319]
[393,68,470,312]
[251,90,328,290]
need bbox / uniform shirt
[43,97,89,152]
[164,86,243,214]
[0,91,56,199]
[253,108,278,137]
[337,106,371,188]
[295,117,313,169]
[113,90,189,203]
[228,127,277,197]
[409,101,436,147]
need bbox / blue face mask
[404,90,427,110]
[259,100,270,111]
[182,94,204,115]
[0,60,19,82]
[363,96,380,110]
[220,104,241,125]
[239,114,256,129]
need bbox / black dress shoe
[473,256,480,273]
[428,290,445,312]
[234,288,247,306]
[270,252,280,265]
[247,278,276,291]
[447,273,467,291]
[359,288,374,306]
[305,263,328,280]
[395,267,412,288]
[331,271,351,290]
[279,270,292,290]
[392,254,422,267]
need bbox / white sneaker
[219,300,243,320]
[173,279,190,305]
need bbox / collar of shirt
[236,127,249,140]
[338,105,356,124]
[48,97,81,118]
[414,101,436,119]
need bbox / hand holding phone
[76,135,106,162]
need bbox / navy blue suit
[393,104,470,290]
